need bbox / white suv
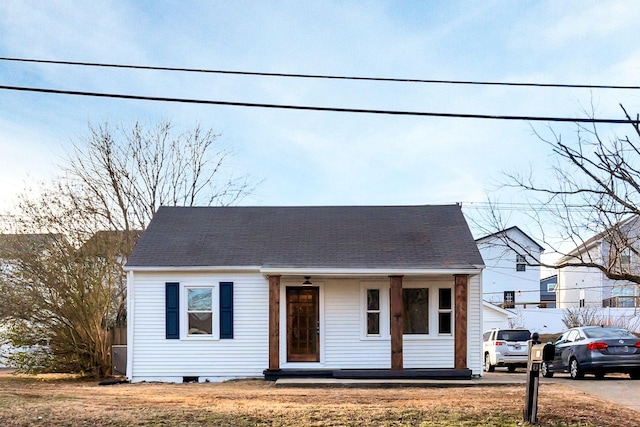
[483,328,531,372]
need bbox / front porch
[268,274,474,373]
[263,368,473,382]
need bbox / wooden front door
[286,287,320,362]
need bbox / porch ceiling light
[303,276,312,285]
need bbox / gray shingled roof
[126,205,484,269]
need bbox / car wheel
[541,361,554,378]
[507,365,517,373]
[569,358,584,380]
[630,370,640,380]
[484,354,495,372]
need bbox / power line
[461,202,598,212]
[483,282,636,296]
[1,57,639,90]
[0,84,637,123]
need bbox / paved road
[486,370,640,412]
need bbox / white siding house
[556,219,640,309]
[476,227,544,309]
[125,205,485,382]
[482,301,515,330]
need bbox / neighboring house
[476,227,544,309]
[82,229,142,334]
[556,218,640,309]
[539,275,557,308]
[124,205,485,383]
[0,233,59,367]
[0,233,58,271]
[482,301,515,330]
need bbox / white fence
[486,306,640,335]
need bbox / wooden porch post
[268,275,281,370]
[389,275,403,370]
[454,274,468,369]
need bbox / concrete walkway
[275,375,527,388]
[275,372,640,413]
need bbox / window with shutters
[165,281,234,340]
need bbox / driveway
[485,370,640,412]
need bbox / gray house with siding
[124,205,484,382]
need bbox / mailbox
[530,343,554,363]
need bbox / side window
[366,289,381,336]
[166,282,234,340]
[361,283,388,339]
[516,254,526,272]
[483,331,491,342]
[438,288,452,334]
[187,287,213,335]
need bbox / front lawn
[0,370,635,426]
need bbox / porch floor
[263,368,472,382]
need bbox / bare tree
[478,105,640,285]
[0,121,257,376]
[65,120,254,235]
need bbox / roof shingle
[126,205,483,269]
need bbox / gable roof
[482,300,515,317]
[126,205,484,270]
[475,226,544,252]
[558,215,640,263]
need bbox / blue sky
[1,1,640,239]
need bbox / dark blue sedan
[541,326,640,380]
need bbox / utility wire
[1,57,639,90]
[0,84,637,123]
[461,202,597,212]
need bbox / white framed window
[366,289,381,336]
[516,254,526,272]
[620,247,632,271]
[546,283,556,292]
[361,281,455,339]
[360,282,389,339]
[183,285,219,339]
[438,288,452,335]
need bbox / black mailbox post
[523,333,554,424]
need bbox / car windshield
[583,327,635,339]
[496,330,531,341]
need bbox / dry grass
[0,371,637,426]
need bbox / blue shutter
[220,282,234,339]
[165,282,180,339]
